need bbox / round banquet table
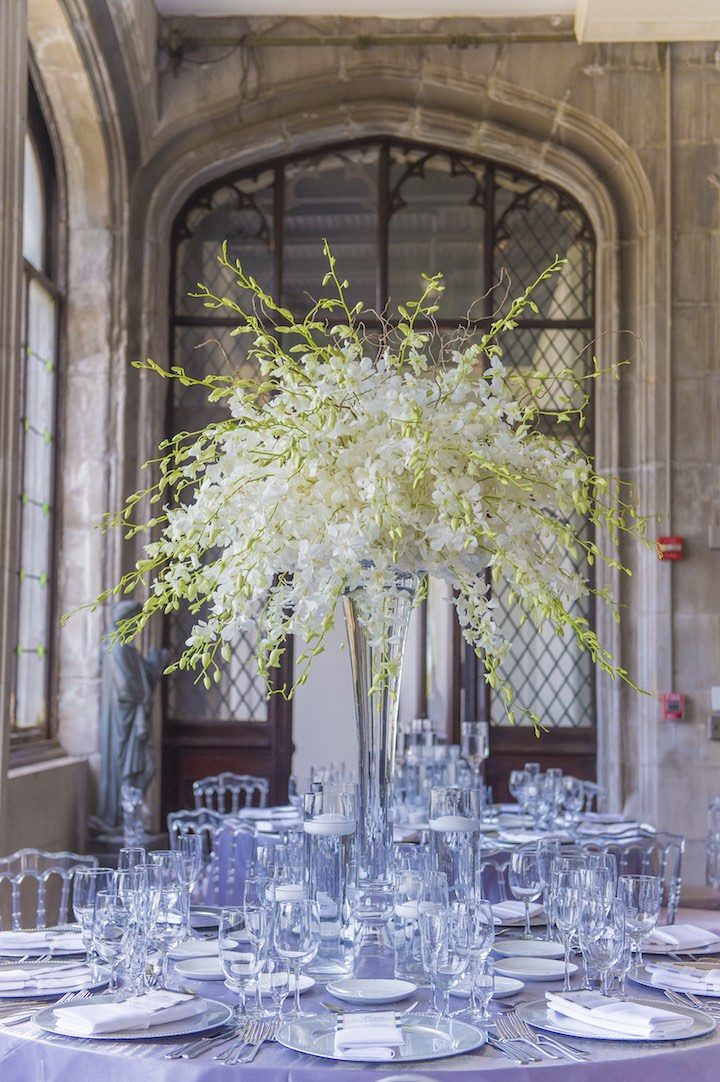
[2,908,720,1082]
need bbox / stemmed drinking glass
[114,866,148,994]
[578,902,626,996]
[220,907,268,1022]
[537,839,562,941]
[460,722,489,787]
[473,957,495,1032]
[118,847,146,872]
[561,776,586,835]
[176,835,203,908]
[618,874,661,966]
[145,881,189,987]
[509,849,542,940]
[72,867,114,970]
[419,908,469,1020]
[551,867,584,991]
[273,899,320,1019]
[148,850,184,887]
[92,890,131,993]
[266,959,291,1023]
[462,896,495,1022]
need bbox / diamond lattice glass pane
[167,324,268,724]
[494,170,593,321]
[174,171,275,315]
[283,147,378,315]
[499,327,594,451]
[388,147,486,320]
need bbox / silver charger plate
[0,960,110,1000]
[277,1013,485,1063]
[33,993,234,1041]
[189,905,222,931]
[517,996,716,1043]
[629,963,720,998]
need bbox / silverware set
[0,987,92,1028]
[664,988,720,1014]
[215,1017,280,1064]
[494,1011,589,1062]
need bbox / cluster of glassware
[395,720,491,824]
[72,837,204,994]
[508,762,603,832]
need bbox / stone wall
[1,6,719,882]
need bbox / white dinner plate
[33,994,234,1041]
[174,956,224,981]
[450,974,524,1000]
[493,939,565,960]
[169,939,219,961]
[644,934,720,956]
[0,961,110,1000]
[517,996,716,1043]
[224,974,314,996]
[325,978,417,1004]
[494,914,546,930]
[494,957,576,982]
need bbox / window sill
[8,741,81,774]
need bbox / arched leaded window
[12,77,61,745]
[168,140,595,789]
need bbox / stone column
[0,0,28,849]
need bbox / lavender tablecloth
[3,917,720,1082]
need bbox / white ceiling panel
[154,1,573,16]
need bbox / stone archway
[128,73,660,823]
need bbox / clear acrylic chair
[167,808,227,866]
[207,820,258,906]
[192,772,269,813]
[706,798,720,890]
[476,848,512,902]
[582,782,606,813]
[0,848,98,930]
[580,829,686,924]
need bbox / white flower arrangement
[84,243,645,726]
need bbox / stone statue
[89,600,168,836]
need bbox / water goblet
[177,835,203,902]
[118,847,146,872]
[220,907,267,1022]
[148,850,184,888]
[537,839,562,940]
[509,848,542,939]
[463,896,494,1021]
[419,909,468,1020]
[578,903,625,996]
[73,867,114,970]
[273,899,320,1019]
[460,721,489,786]
[618,874,660,966]
[551,867,584,992]
[146,883,189,986]
[92,890,130,993]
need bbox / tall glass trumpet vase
[343,571,420,887]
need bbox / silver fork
[495,1015,548,1061]
[227,1019,277,1065]
[486,1033,533,1064]
[1,987,91,1028]
[215,1018,260,1062]
[501,1011,590,1061]
[664,988,720,1014]
[163,1025,241,1060]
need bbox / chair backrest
[204,821,257,906]
[193,772,269,813]
[167,808,227,865]
[0,848,98,930]
[707,798,720,889]
[582,782,605,813]
[477,848,512,902]
[580,830,685,924]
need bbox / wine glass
[273,900,320,1018]
[114,866,148,994]
[266,959,291,1022]
[118,847,146,872]
[561,776,586,834]
[145,884,189,986]
[537,839,562,941]
[579,903,625,996]
[463,896,494,1022]
[509,849,542,940]
[72,867,114,968]
[508,769,527,812]
[419,908,468,1020]
[176,835,203,901]
[584,852,618,913]
[220,907,267,1022]
[460,722,489,785]
[618,874,661,966]
[473,957,495,1032]
[551,867,584,991]
[148,850,184,887]
[92,890,130,993]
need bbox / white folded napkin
[53,990,205,1037]
[333,1010,404,1061]
[0,962,93,991]
[546,991,693,1037]
[646,924,720,950]
[580,812,627,825]
[0,928,85,953]
[491,900,544,924]
[647,962,720,993]
[576,821,642,837]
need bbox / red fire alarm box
[658,536,684,561]
[661,692,685,720]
